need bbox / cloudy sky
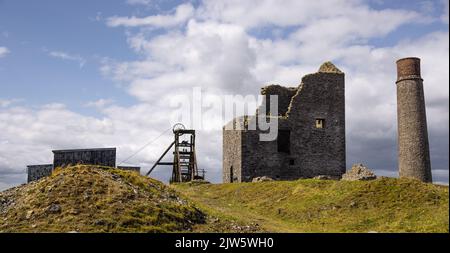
[0,0,448,190]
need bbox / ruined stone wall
[396,57,432,182]
[286,71,346,178]
[223,62,346,183]
[260,85,297,116]
[240,118,293,181]
[27,164,53,182]
[223,124,242,183]
[53,148,116,168]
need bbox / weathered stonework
[27,148,140,182]
[27,164,53,182]
[223,124,242,183]
[53,148,116,168]
[341,163,376,181]
[223,62,346,182]
[396,57,432,182]
[260,85,297,116]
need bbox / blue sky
[0,0,448,189]
[1,1,138,114]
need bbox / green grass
[0,165,205,233]
[1,165,447,233]
[172,177,449,233]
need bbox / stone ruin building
[223,62,346,183]
[24,58,432,185]
[27,148,140,182]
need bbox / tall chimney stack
[396,57,432,182]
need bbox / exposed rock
[47,203,61,214]
[93,219,107,226]
[313,175,341,180]
[69,209,80,215]
[332,205,341,210]
[26,210,34,219]
[252,176,274,182]
[341,163,377,181]
[318,61,343,74]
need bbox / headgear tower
[396,57,432,182]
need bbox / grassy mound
[0,165,205,232]
[172,177,449,233]
[1,166,447,233]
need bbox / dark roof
[27,164,53,168]
[52,148,116,153]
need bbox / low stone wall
[53,148,116,168]
[27,164,54,182]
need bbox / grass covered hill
[0,165,206,232]
[173,177,449,233]
[0,165,448,233]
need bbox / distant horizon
[1,0,449,190]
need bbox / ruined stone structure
[223,62,346,182]
[396,57,432,182]
[53,148,116,168]
[27,164,53,183]
[341,163,377,181]
[27,148,141,182]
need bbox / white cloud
[197,0,425,30]
[0,47,10,58]
[85,99,115,108]
[48,51,86,68]
[106,3,194,28]
[126,0,152,5]
[0,99,22,108]
[125,20,256,98]
[0,99,13,108]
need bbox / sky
[0,0,448,190]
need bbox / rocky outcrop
[252,176,274,182]
[318,61,343,74]
[341,164,377,181]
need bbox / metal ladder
[146,125,204,183]
[171,129,199,183]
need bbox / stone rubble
[252,176,274,182]
[341,163,377,181]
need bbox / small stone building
[27,164,53,183]
[223,62,346,183]
[53,148,116,168]
[27,148,140,182]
